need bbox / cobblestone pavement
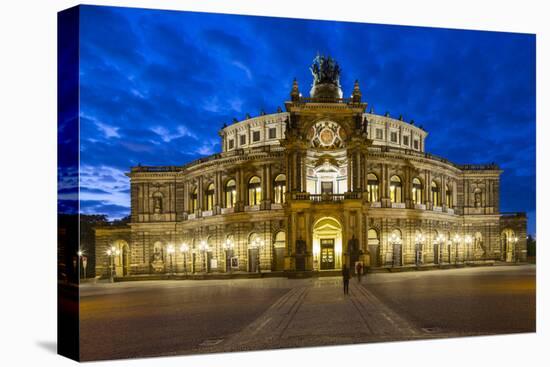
[198,278,431,354]
[79,265,535,360]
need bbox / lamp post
[251,237,265,273]
[464,235,473,263]
[222,238,234,273]
[389,232,402,267]
[106,246,120,283]
[167,244,175,275]
[435,234,445,265]
[180,243,189,276]
[415,233,426,266]
[199,240,210,274]
[453,234,461,264]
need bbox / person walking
[342,265,350,295]
[356,262,363,283]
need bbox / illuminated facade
[95,56,527,277]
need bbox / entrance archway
[273,231,286,271]
[312,217,342,271]
[501,229,516,262]
[113,240,130,277]
[367,229,380,267]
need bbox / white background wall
[0,1,547,367]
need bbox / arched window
[273,174,286,204]
[368,228,379,245]
[248,176,262,206]
[446,183,452,207]
[390,175,402,203]
[366,173,379,202]
[152,191,163,214]
[412,177,423,205]
[431,180,440,206]
[205,183,215,211]
[190,187,198,212]
[225,179,236,208]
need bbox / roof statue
[309,54,343,99]
[310,54,341,87]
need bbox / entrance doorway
[248,248,259,272]
[320,239,335,269]
[313,217,343,271]
[273,231,286,271]
[433,243,439,264]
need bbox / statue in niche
[153,195,163,214]
[474,189,482,208]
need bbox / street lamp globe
[167,244,175,254]
[180,243,189,253]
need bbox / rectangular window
[390,131,398,143]
[268,127,277,139]
[252,131,261,142]
[376,129,383,139]
[414,139,419,149]
[403,136,409,146]
[228,139,234,149]
[239,134,246,145]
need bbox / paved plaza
[79,265,535,361]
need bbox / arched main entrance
[312,217,343,271]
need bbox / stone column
[301,151,307,193]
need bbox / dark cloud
[76,5,536,233]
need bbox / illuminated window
[205,183,215,211]
[191,187,198,212]
[248,176,262,206]
[274,174,286,204]
[412,177,423,204]
[390,175,403,203]
[366,173,379,202]
[431,180,440,206]
[225,179,236,208]
[446,184,452,207]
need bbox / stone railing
[244,205,260,212]
[309,193,345,202]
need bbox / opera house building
[95,56,527,278]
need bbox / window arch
[273,174,286,204]
[190,187,198,212]
[248,176,262,206]
[390,175,403,203]
[225,179,236,208]
[366,173,379,202]
[205,183,215,211]
[412,177,423,205]
[431,180,440,206]
[368,228,379,245]
[446,183,452,207]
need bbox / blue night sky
[73,5,536,234]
